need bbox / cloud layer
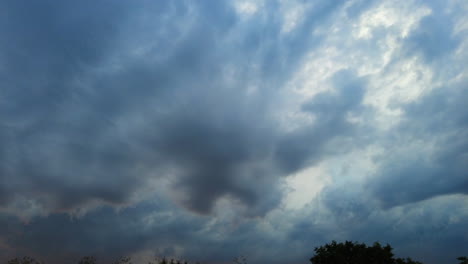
[0,0,467,264]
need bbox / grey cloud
[302,70,365,122]
[0,197,312,264]
[0,199,207,263]
[402,4,461,62]
[0,0,145,211]
[368,83,468,208]
[366,2,468,208]
[274,70,366,173]
[282,182,468,264]
[0,0,351,217]
[2,1,466,264]
[4,193,465,264]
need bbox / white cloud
[282,164,330,210]
[353,1,431,39]
[279,0,310,33]
[233,0,260,17]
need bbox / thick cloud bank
[0,0,467,264]
[0,0,359,217]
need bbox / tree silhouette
[458,257,468,264]
[78,256,97,264]
[7,256,44,264]
[310,241,423,264]
[112,256,132,264]
[148,257,190,264]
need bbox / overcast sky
[0,0,467,263]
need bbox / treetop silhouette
[309,241,423,264]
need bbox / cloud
[0,0,351,218]
[402,1,461,63]
[275,70,366,173]
[364,1,468,208]
[1,1,467,264]
[368,82,468,207]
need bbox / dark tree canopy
[7,257,44,264]
[5,252,466,264]
[458,257,468,264]
[310,241,423,264]
[78,256,97,264]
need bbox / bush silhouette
[5,252,466,264]
[7,256,44,264]
[310,241,422,264]
[112,256,132,264]
[458,257,468,264]
[78,256,97,264]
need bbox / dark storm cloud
[0,199,208,263]
[0,0,351,218]
[0,0,248,215]
[151,68,366,215]
[0,195,317,264]
[0,0,145,211]
[2,1,467,264]
[368,83,468,208]
[0,64,369,262]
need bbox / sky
[0,0,467,263]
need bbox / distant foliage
[458,257,468,264]
[147,257,190,264]
[394,257,423,264]
[233,255,247,264]
[112,256,132,264]
[78,256,97,264]
[7,257,44,264]
[310,241,423,264]
[5,252,466,264]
